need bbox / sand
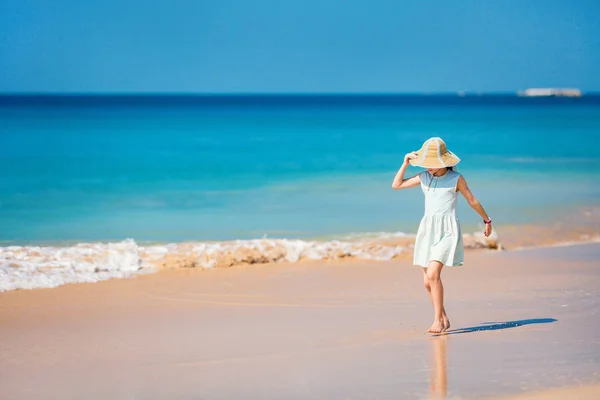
[1,243,599,399]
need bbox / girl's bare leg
[422,268,450,330]
[424,262,450,333]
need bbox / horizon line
[0,90,598,97]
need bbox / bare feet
[428,317,451,334]
[427,319,445,334]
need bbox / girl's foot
[443,317,451,332]
[427,319,446,334]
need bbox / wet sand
[1,243,599,399]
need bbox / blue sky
[1,0,599,93]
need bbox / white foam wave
[141,237,406,269]
[0,239,144,292]
[0,236,408,292]
[0,228,509,292]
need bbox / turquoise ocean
[1,95,599,290]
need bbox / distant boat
[517,88,582,97]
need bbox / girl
[391,137,492,334]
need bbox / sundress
[413,170,464,267]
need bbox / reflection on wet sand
[430,335,448,399]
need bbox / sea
[1,94,599,291]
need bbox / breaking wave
[0,231,500,292]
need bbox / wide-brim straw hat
[409,137,460,168]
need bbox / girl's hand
[484,222,492,237]
[404,152,419,164]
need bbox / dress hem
[413,260,464,268]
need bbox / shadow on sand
[433,318,557,336]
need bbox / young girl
[391,137,492,334]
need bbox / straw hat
[409,137,460,168]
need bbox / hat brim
[409,150,460,168]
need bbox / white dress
[413,170,464,267]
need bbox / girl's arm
[456,175,493,237]
[392,152,421,189]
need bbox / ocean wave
[0,239,143,292]
[0,235,410,292]
[0,231,503,292]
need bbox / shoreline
[1,219,599,292]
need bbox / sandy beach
[1,242,599,399]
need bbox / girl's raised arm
[392,152,421,190]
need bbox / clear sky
[1,0,599,93]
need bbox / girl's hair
[447,166,454,171]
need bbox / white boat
[517,88,582,97]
